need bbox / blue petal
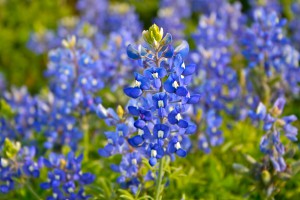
[164,76,176,93]
[140,109,152,121]
[187,94,201,104]
[98,149,110,157]
[183,64,196,76]
[128,136,144,147]
[178,120,188,128]
[161,33,172,46]
[134,120,146,129]
[176,149,187,157]
[176,86,188,96]
[156,146,165,158]
[43,158,52,168]
[153,78,161,89]
[186,124,197,134]
[168,111,177,124]
[110,164,120,172]
[282,115,297,123]
[127,44,141,59]
[128,106,139,116]
[174,40,189,58]
[157,67,167,78]
[168,142,176,153]
[164,45,174,58]
[149,157,157,166]
[142,127,152,139]
[40,182,51,190]
[124,87,142,98]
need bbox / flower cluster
[241,7,300,96]
[41,152,95,199]
[98,24,199,191]
[255,97,298,171]
[47,36,103,111]
[0,139,40,193]
[2,87,43,142]
[290,3,300,51]
[190,7,243,152]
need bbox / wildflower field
[1,0,300,199]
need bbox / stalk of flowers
[241,7,300,99]
[154,0,191,41]
[37,92,84,150]
[0,139,41,194]
[47,36,104,111]
[2,87,44,143]
[290,3,300,51]
[190,12,243,152]
[97,24,200,197]
[232,97,299,198]
[40,152,95,200]
[255,97,298,172]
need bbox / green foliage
[3,138,21,159]
[0,0,74,93]
[0,98,14,118]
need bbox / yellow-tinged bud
[62,35,76,49]
[142,24,164,48]
[196,109,202,122]
[60,159,67,169]
[117,105,124,119]
[3,138,21,159]
[275,118,286,126]
[261,170,271,185]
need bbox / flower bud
[261,170,271,185]
[233,163,249,173]
[117,105,124,119]
[142,24,164,48]
[3,138,21,159]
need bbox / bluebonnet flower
[0,140,41,194]
[110,152,142,194]
[290,3,300,51]
[46,36,104,111]
[241,7,300,96]
[190,10,244,152]
[255,97,298,172]
[41,152,95,199]
[2,87,44,142]
[198,110,223,153]
[98,24,198,192]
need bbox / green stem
[26,183,42,200]
[83,115,89,161]
[155,157,164,200]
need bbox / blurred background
[1,0,293,94]
[1,1,300,199]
